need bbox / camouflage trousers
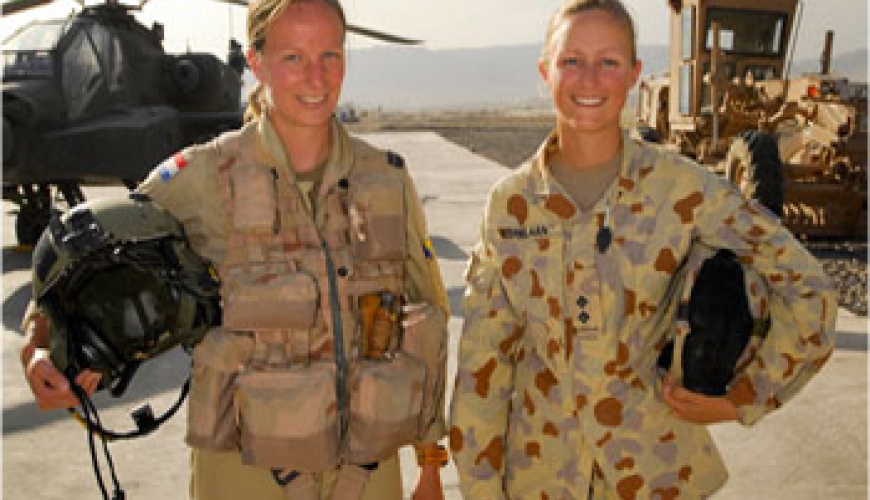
[189,449,403,500]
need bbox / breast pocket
[494,226,563,326]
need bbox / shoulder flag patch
[157,152,190,182]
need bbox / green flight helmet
[32,192,221,397]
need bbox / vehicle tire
[725,131,784,217]
[16,205,51,247]
[637,125,661,143]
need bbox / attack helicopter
[2,0,420,245]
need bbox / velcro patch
[386,151,405,169]
[157,152,190,182]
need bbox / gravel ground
[808,241,868,317]
[350,113,868,317]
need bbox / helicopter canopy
[4,20,67,51]
[3,20,66,78]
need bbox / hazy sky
[2,0,867,61]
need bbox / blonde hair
[244,0,347,122]
[540,0,638,67]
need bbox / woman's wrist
[22,310,50,347]
[20,311,50,368]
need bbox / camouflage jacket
[448,132,836,499]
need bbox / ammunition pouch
[223,269,319,332]
[346,355,425,464]
[237,363,340,470]
[400,305,448,438]
[186,328,251,451]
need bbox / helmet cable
[69,381,125,500]
[66,377,191,499]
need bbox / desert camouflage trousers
[189,449,403,500]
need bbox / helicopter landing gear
[13,182,85,247]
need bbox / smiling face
[539,9,641,138]
[247,1,345,134]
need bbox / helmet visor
[70,263,179,359]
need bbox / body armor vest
[186,124,435,472]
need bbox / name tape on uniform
[498,225,549,240]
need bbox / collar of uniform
[253,115,352,187]
[255,115,290,174]
[318,118,354,198]
[530,129,645,202]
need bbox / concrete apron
[2,132,865,500]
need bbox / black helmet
[658,246,770,396]
[32,193,220,397]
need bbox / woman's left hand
[411,463,444,500]
[662,376,740,424]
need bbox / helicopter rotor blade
[209,0,248,7]
[2,0,55,16]
[347,23,421,45]
[205,0,422,45]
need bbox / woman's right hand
[22,343,100,410]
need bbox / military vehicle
[635,0,867,238]
[2,0,420,246]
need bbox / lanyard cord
[65,377,191,499]
[68,382,125,500]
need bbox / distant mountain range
[334,44,867,111]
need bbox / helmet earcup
[73,317,126,381]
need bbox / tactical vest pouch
[236,363,340,470]
[223,270,319,331]
[346,355,425,464]
[186,329,253,450]
[401,306,448,438]
[230,163,276,234]
[349,173,406,261]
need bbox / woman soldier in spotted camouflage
[448,1,836,499]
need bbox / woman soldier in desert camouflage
[448,0,836,498]
[21,1,449,499]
